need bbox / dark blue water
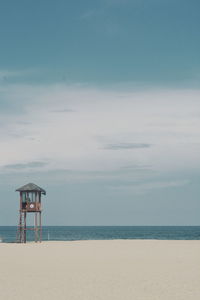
[0,226,200,243]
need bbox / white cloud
[0,84,200,175]
[0,69,38,81]
[0,70,21,78]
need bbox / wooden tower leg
[20,211,22,243]
[17,210,22,243]
[34,212,36,242]
[22,212,25,243]
[17,210,26,243]
[35,212,38,242]
[24,212,27,243]
[39,211,42,242]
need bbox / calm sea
[0,226,200,243]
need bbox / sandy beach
[0,240,200,300]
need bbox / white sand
[0,240,200,300]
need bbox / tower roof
[16,183,46,195]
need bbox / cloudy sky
[0,0,200,225]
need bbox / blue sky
[1,0,200,85]
[0,0,200,225]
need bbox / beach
[0,240,200,300]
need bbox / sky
[0,0,200,225]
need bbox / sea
[0,226,200,243]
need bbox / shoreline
[2,238,200,244]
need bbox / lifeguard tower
[16,183,46,243]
